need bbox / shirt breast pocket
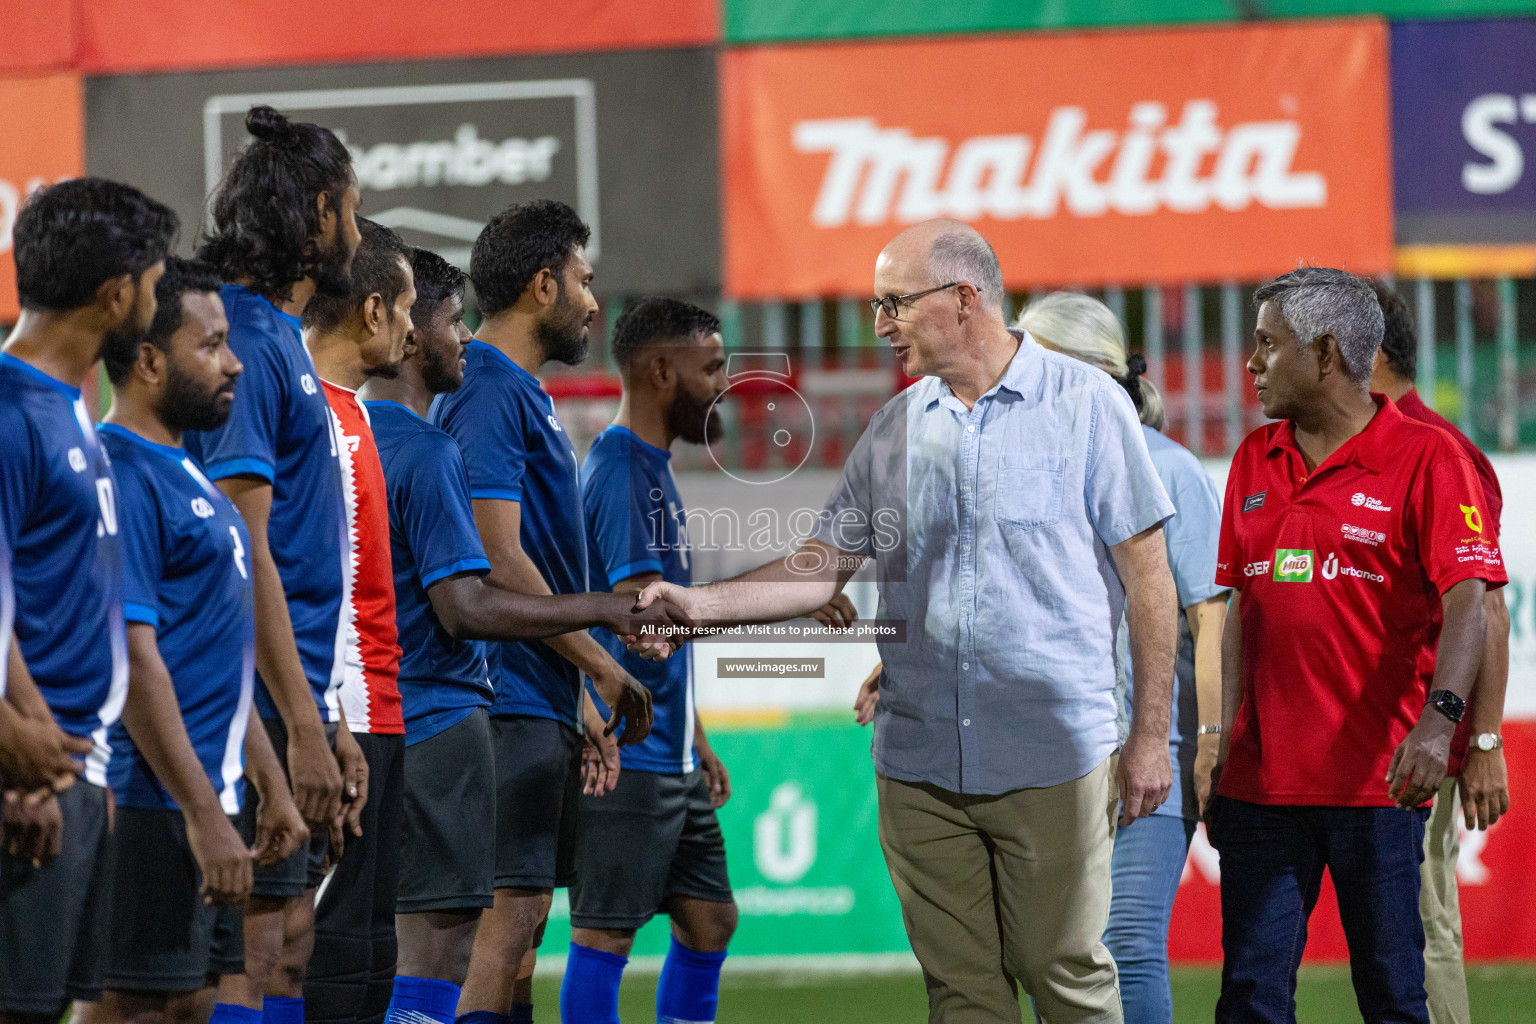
[994,455,1065,532]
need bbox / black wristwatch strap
[1426,689,1467,724]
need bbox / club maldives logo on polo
[722,20,1391,296]
[1273,549,1314,582]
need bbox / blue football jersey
[0,354,128,786]
[185,285,347,723]
[101,425,256,813]
[367,400,493,745]
[582,426,695,773]
[0,507,12,701]
[430,341,588,731]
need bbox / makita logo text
[793,101,1327,227]
[340,125,561,191]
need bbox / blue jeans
[1104,815,1196,1024]
[1208,797,1430,1024]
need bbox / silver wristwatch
[1472,732,1503,752]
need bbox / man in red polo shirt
[1209,268,1504,1024]
[1368,281,1510,1024]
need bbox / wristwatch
[1472,732,1503,752]
[1426,689,1467,724]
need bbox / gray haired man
[1209,268,1503,1024]
[639,219,1180,1022]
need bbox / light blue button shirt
[814,331,1174,795]
[1114,425,1226,820]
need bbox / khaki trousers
[1420,778,1471,1024]
[877,757,1122,1024]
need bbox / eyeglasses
[869,282,970,320]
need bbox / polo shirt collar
[924,329,1041,410]
[1268,393,1400,475]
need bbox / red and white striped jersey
[322,380,403,735]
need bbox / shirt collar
[363,399,425,421]
[600,424,672,461]
[1267,393,1400,475]
[470,339,543,388]
[0,353,82,400]
[97,421,185,460]
[924,329,1042,410]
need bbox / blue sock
[453,1013,512,1024]
[656,938,727,1024]
[507,1007,533,1024]
[209,1005,263,1024]
[262,997,304,1024]
[558,943,626,1024]
[386,976,461,1024]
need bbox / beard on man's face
[419,340,464,396]
[536,283,590,367]
[98,282,150,361]
[310,230,353,299]
[667,381,724,446]
[158,360,237,433]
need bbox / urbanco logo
[754,781,818,884]
[793,100,1327,228]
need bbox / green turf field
[531,964,1536,1021]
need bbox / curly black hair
[101,257,224,386]
[469,200,590,319]
[13,177,178,312]
[1369,279,1417,380]
[197,105,355,304]
[610,296,722,368]
[408,247,467,327]
[301,218,410,333]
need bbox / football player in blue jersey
[0,178,174,1024]
[361,249,684,1024]
[79,258,309,1024]
[561,298,737,1024]
[432,202,654,1024]
[188,105,367,1024]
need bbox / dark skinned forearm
[428,576,629,643]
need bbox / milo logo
[1273,549,1314,582]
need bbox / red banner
[0,0,75,73]
[722,20,1393,298]
[75,0,719,74]
[0,73,85,322]
[1169,719,1536,962]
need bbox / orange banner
[722,21,1393,298]
[0,73,85,322]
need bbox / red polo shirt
[1215,395,1505,806]
[1396,388,1504,775]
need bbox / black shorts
[570,769,733,931]
[0,781,114,1013]
[491,715,581,891]
[398,709,495,913]
[104,806,244,992]
[237,717,335,898]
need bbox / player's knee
[674,901,738,952]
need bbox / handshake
[608,582,859,660]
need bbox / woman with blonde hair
[1017,292,1227,1024]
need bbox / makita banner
[722,21,1392,297]
[86,49,721,296]
[1392,18,1536,246]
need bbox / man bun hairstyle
[1253,267,1384,387]
[1369,279,1417,381]
[197,105,355,303]
[101,257,224,386]
[13,177,178,312]
[301,218,410,333]
[408,247,467,327]
[469,200,590,319]
[610,296,722,370]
